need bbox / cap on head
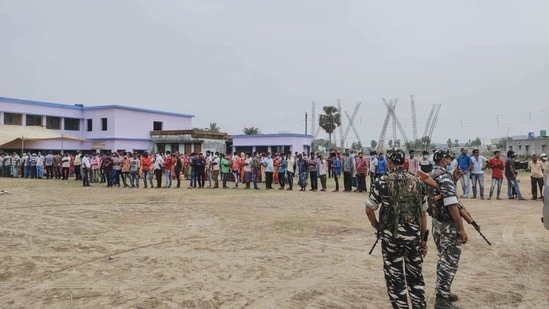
[433,149,455,162]
[386,148,405,165]
[540,153,547,159]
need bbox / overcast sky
[1,0,548,146]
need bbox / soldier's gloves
[372,222,382,233]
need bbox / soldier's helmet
[386,148,405,165]
[433,149,455,162]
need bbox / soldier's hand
[459,229,468,244]
[420,241,428,256]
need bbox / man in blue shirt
[377,152,387,177]
[456,148,472,198]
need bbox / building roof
[0,96,194,118]
[0,125,87,147]
[232,133,313,138]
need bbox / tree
[388,139,393,148]
[447,138,453,148]
[495,137,506,150]
[205,122,220,133]
[351,141,363,152]
[318,106,341,146]
[242,127,261,135]
[394,139,401,148]
[370,139,378,150]
[471,137,482,147]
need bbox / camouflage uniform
[365,165,428,309]
[428,166,462,301]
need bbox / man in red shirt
[355,152,369,193]
[487,150,504,200]
[163,151,175,188]
[140,153,153,188]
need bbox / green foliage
[242,127,261,135]
[370,140,378,150]
[351,141,363,152]
[318,105,341,146]
[205,122,220,133]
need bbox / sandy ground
[0,173,548,309]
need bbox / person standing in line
[317,154,327,191]
[102,153,114,187]
[286,151,294,191]
[540,153,549,185]
[261,152,274,190]
[365,148,429,309]
[343,149,354,192]
[407,150,419,176]
[278,153,288,190]
[455,148,472,198]
[355,152,368,193]
[129,153,141,188]
[61,153,71,180]
[296,153,308,191]
[528,153,544,200]
[121,153,131,187]
[251,152,261,190]
[332,152,341,192]
[243,153,252,189]
[153,153,164,188]
[376,152,387,178]
[487,150,504,200]
[81,153,91,187]
[306,152,318,192]
[220,153,231,189]
[505,150,526,200]
[470,149,487,199]
[419,150,433,174]
[73,151,82,180]
[429,149,467,309]
[174,152,182,188]
[140,152,153,188]
[163,151,174,188]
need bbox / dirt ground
[0,173,548,309]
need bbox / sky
[1,0,548,147]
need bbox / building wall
[231,134,313,154]
[0,97,194,153]
[505,138,549,156]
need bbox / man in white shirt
[81,153,91,187]
[470,149,487,199]
[153,153,164,188]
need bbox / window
[64,118,80,131]
[101,118,108,131]
[508,146,513,151]
[153,121,163,131]
[87,119,93,131]
[542,145,547,153]
[26,114,43,126]
[525,145,530,153]
[4,113,22,125]
[46,116,61,129]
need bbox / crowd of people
[1,149,548,199]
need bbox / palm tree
[243,127,261,135]
[318,105,341,146]
[205,122,220,133]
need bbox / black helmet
[386,147,405,165]
[433,149,454,162]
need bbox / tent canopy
[0,125,87,147]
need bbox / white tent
[0,125,87,152]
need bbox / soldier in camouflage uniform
[428,149,468,309]
[365,148,429,309]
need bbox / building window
[26,114,43,126]
[87,119,93,131]
[46,116,61,129]
[542,145,547,153]
[4,113,22,125]
[101,118,108,131]
[508,146,513,151]
[525,145,530,153]
[64,118,80,131]
[153,121,163,131]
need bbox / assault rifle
[368,230,381,255]
[416,170,492,246]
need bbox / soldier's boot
[435,295,463,309]
[447,293,459,302]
